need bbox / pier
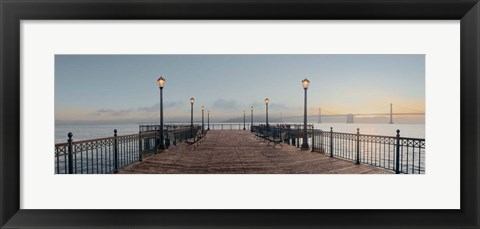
[120,130,390,174]
[55,123,425,174]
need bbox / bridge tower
[389,103,394,124]
[318,108,322,123]
[346,113,354,123]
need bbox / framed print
[1,0,479,228]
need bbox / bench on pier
[199,130,208,142]
[185,130,208,150]
[266,132,286,148]
[258,131,271,143]
[254,130,267,140]
[185,137,199,150]
[254,130,285,148]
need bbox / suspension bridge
[312,103,425,124]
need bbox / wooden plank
[120,130,393,174]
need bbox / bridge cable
[392,104,425,113]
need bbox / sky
[55,54,425,124]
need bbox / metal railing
[251,124,314,144]
[54,130,157,174]
[208,123,251,130]
[311,128,425,174]
[55,125,198,174]
[139,123,314,132]
[138,124,192,133]
[139,124,201,145]
[139,123,252,132]
[252,125,425,174]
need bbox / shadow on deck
[120,130,392,174]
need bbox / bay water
[56,123,425,144]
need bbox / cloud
[94,108,133,116]
[249,101,290,111]
[138,101,182,112]
[249,101,262,109]
[268,103,289,110]
[212,99,237,109]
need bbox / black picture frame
[1,0,479,228]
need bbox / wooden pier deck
[120,130,392,174]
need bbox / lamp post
[157,76,165,150]
[301,78,310,150]
[207,110,210,130]
[201,106,205,134]
[250,106,254,132]
[243,111,246,130]
[190,97,195,138]
[264,98,269,128]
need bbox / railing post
[138,132,143,162]
[356,128,360,164]
[165,127,170,149]
[395,129,401,174]
[173,125,177,146]
[288,128,291,145]
[296,126,300,148]
[311,126,315,152]
[156,126,160,154]
[114,129,118,173]
[67,132,74,174]
[330,127,334,157]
